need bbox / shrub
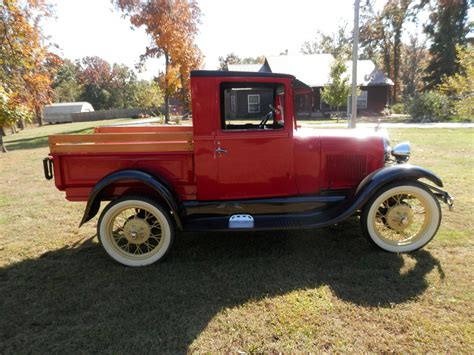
[391,103,406,114]
[408,91,452,122]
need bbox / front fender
[79,169,182,229]
[353,164,443,207]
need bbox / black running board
[182,206,355,232]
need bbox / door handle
[215,147,227,154]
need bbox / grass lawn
[0,123,473,352]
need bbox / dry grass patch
[0,126,473,352]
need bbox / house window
[357,90,368,109]
[248,94,260,113]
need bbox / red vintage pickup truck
[44,70,453,266]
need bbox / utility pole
[349,0,360,129]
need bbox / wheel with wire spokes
[98,196,174,266]
[361,181,441,253]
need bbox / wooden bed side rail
[50,141,193,154]
[94,125,193,134]
[49,132,193,145]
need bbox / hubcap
[386,205,413,232]
[123,218,151,244]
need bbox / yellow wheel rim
[372,191,432,247]
[107,206,164,260]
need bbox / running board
[182,206,353,232]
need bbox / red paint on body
[50,72,385,203]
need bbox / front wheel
[361,181,441,253]
[98,195,174,266]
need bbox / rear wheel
[361,181,441,253]
[98,195,174,266]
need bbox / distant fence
[71,108,157,122]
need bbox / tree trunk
[393,29,402,104]
[36,106,43,126]
[0,127,7,153]
[18,119,25,130]
[164,53,170,124]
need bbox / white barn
[43,102,94,123]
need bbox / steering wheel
[258,110,274,129]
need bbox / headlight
[392,141,411,163]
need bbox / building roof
[44,102,94,114]
[225,54,394,87]
[264,54,334,87]
[345,60,394,86]
[228,63,264,72]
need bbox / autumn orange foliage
[0,0,59,129]
[114,0,203,121]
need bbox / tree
[77,56,113,110]
[321,58,352,116]
[400,36,429,101]
[114,0,203,123]
[52,59,82,103]
[301,23,352,59]
[0,86,31,152]
[0,0,55,128]
[360,0,416,103]
[439,45,474,119]
[130,80,163,111]
[75,56,138,110]
[218,53,240,71]
[423,0,471,88]
[218,53,264,71]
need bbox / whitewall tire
[361,181,441,253]
[98,195,174,267]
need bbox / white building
[43,102,94,123]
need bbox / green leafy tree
[439,45,474,119]
[423,0,471,89]
[76,57,138,110]
[301,23,352,59]
[321,58,352,116]
[0,87,31,152]
[130,80,163,111]
[52,59,82,102]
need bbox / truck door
[215,80,297,200]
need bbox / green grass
[0,125,473,352]
[3,119,129,151]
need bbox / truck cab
[44,70,453,267]
[191,70,384,200]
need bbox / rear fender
[79,169,182,229]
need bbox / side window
[221,82,285,131]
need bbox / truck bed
[49,125,193,154]
[48,124,196,202]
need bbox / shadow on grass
[4,127,93,151]
[0,220,444,352]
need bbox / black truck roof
[191,70,295,79]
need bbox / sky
[42,0,472,80]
